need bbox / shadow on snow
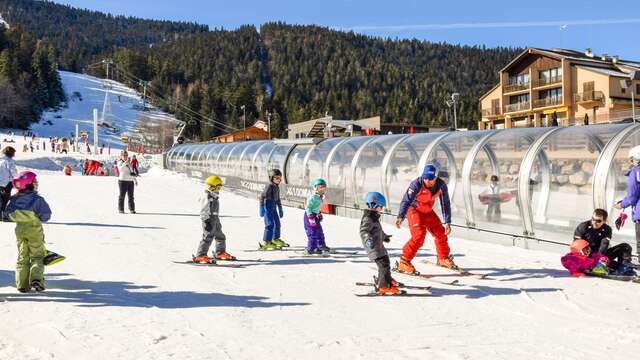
[47,221,165,230]
[0,271,309,309]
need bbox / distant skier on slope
[359,191,401,295]
[193,176,235,263]
[303,178,331,255]
[259,169,289,250]
[5,171,51,292]
[394,163,455,274]
[130,155,139,176]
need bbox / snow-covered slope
[33,71,178,149]
[0,13,8,29]
[0,150,639,359]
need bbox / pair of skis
[390,258,491,287]
[355,280,432,297]
[420,259,490,280]
[174,255,264,268]
[586,271,640,283]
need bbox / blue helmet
[365,191,386,209]
[422,164,438,180]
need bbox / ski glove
[615,212,628,230]
[317,213,323,221]
[259,206,265,217]
[384,235,392,243]
[204,221,212,232]
[278,206,284,218]
[365,239,375,249]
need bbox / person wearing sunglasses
[614,145,640,264]
[573,209,635,276]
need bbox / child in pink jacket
[561,239,609,277]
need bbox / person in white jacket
[117,150,137,214]
[0,146,18,220]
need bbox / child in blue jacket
[259,169,289,250]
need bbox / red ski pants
[402,208,450,261]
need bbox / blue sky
[56,0,640,59]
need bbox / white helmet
[629,145,640,162]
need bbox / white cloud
[342,18,640,32]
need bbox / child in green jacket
[303,178,330,254]
[6,171,51,292]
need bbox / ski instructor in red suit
[395,163,455,274]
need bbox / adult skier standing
[117,151,137,214]
[614,145,640,260]
[395,163,455,274]
[0,146,18,221]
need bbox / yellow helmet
[205,175,223,192]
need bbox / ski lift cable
[112,67,238,133]
[109,64,240,131]
[95,61,240,134]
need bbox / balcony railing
[574,90,605,103]
[504,102,530,113]
[534,75,563,87]
[482,108,501,117]
[503,83,529,93]
[533,95,563,108]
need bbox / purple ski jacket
[620,166,640,222]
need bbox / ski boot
[215,252,237,261]
[17,288,29,293]
[302,248,323,256]
[617,262,637,276]
[391,277,404,287]
[374,275,404,288]
[193,255,216,264]
[395,257,417,274]
[31,280,45,292]
[377,285,402,295]
[272,239,289,248]
[437,255,459,270]
[318,245,332,255]
[259,241,281,251]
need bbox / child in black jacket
[360,192,399,295]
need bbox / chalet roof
[575,65,629,78]
[500,48,640,73]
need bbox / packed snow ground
[32,71,179,149]
[1,151,640,360]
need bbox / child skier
[193,175,235,263]
[360,191,400,295]
[561,239,609,277]
[5,171,52,292]
[259,169,289,250]
[304,178,330,255]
